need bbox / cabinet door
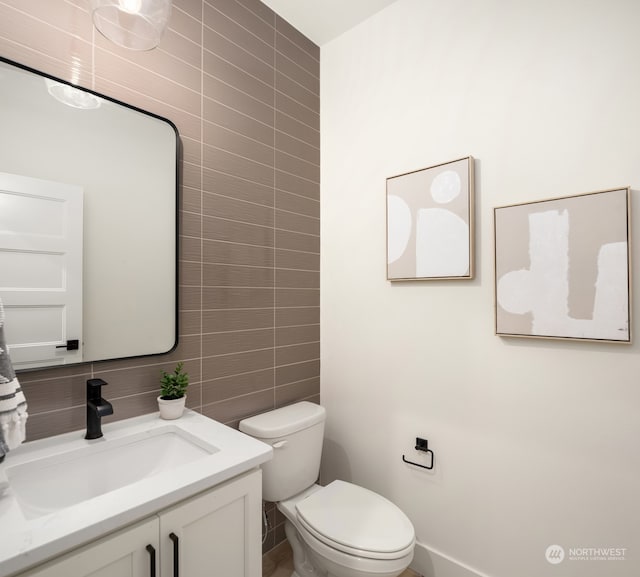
[20,517,159,577]
[159,469,262,577]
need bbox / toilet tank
[239,402,326,502]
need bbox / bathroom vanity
[0,411,272,577]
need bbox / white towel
[0,298,28,462]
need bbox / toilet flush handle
[272,440,287,449]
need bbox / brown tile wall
[0,0,319,548]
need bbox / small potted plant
[158,361,189,420]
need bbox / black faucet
[85,378,113,440]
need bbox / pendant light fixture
[90,0,172,51]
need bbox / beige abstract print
[386,157,473,280]
[495,188,630,342]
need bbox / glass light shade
[44,79,102,109]
[90,0,172,51]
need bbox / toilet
[239,401,415,577]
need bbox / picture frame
[386,156,474,281]
[494,187,631,343]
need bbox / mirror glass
[0,57,178,371]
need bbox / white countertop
[0,411,272,577]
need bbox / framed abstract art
[494,188,631,343]
[386,156,474,281]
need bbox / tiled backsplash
[0,0,319,547]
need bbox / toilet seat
[295,480,415,561]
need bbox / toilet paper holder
[402,437,434,470]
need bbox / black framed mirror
[0,56,179,371]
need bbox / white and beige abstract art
[386,157,474,280]
[494,188,631,342]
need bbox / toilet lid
[295,480,414,556]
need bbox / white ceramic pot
[157,395,186,420]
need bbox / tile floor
[263,541,422,577]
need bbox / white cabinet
[159,468,262,577]
[19,518,158,577]
[18,517,159,577]
[19,470,261,577]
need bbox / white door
[0,172,83,369]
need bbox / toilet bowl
[280,482,415,577]
[239,402,415,577]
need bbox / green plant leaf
[160,361,189,399]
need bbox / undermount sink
[0,410,273,577]
[5,425,219,520]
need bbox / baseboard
[411,541,493,577]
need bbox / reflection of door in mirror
[0,56,178,370]
[0,172,83,370]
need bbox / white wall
[320,1,640,576]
